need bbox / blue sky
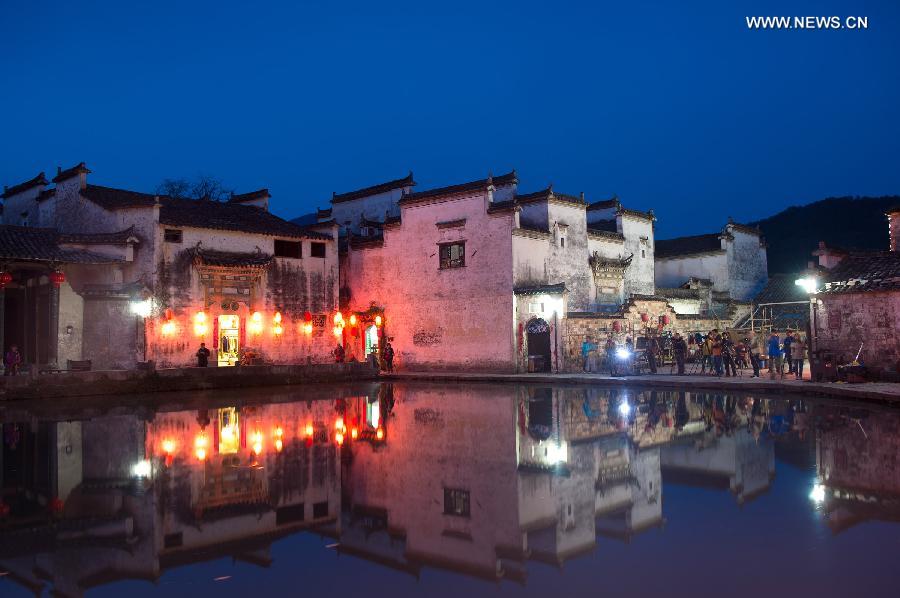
[2,0,898,236]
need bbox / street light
[795,276,818,294]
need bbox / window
[439,242,465,269]
[274,239,302,259]
[443,488,470,517]
[310,242,326,258]
[641,249,646,258]
[313,501,329,518]
[560,237,566,248]
[164,229,183,243]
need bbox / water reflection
[0,384,898,595]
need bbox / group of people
[332,342,394,372]
[581,328,809,380]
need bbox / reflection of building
[0,391,345,596]
[661,423,775,505]
[340,385,676,580]
[1,164,339,370]
[814,409,900,533]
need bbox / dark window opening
[275,239,302,258]
[560,237,566,248]
[443,488,471,517]
[164,229,183,243]
[310,242,326,258]
[313,501,329,518]
[641,249,646,258]
[164,532,183,548]
[276,503,305,525]
[439,242,465,269]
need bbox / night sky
[2,0,898,237]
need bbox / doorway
[526,318,552,372]
[364,325,379,357]
[218,315,240,367]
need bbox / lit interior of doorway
[365,325,379,356]
[218,315,240,367]
[218,407,240,454]
[366,398,381,429]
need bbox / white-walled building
[1,163,339,370]
[655,220,768,305]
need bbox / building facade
[655,220,768,305]
[1,163,339,370]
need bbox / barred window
[310,242,326,258]
[275,240,302,258]
[164,229,183,243]
[443,487,470,517]
[439,242,465,269]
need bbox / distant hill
[751,196,898,274]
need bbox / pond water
[1,382,899,597]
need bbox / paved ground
[383,371,900,403]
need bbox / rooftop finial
[580,191,585,202]
[57,166,61,175]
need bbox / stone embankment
[0,362,379,401]
[383,371,900,403]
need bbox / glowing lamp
[49,270,66,286]
[351,427,359,440]
[375,315,383,327]
[349,314,357,326]
[274,426,284,438]
[250,311,264,335]
[335,417,345,431]
[161,320,176,336]
[335,431,345,446]
[162,439,176,455]
[618,401,632,417]
[275,438,283,452]
[274,324,284,336]
[193,311,208,336]
[194,434,209,461]
[252,430,263,455]
[333,312,343,325]
[132,460,151,478]
[375,427,385,441]
[274,311,283,324]
[303,322,313,334]
[333,326,343,337]
[131,299,152,317]
[795,277,818,294]
[810,483,826,504]
[0,271,12,287]
[305,423,314,437]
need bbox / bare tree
[156,175,233,201]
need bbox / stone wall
[814,291,900,371]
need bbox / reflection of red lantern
[0,501,9,517]
[304,311,312,322]
[164,308,173,320]
[0,272,12,288]
[613,321,622,333]
[351,326,359,337]
[50,270,66,286]
[50,497,64,515]
[640,312,649,323]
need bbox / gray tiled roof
[819,251,900,294]
[333,173,415,203]
[656,233,723,258]
[0,225,125,264]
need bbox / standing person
[768,333,783,380]
[748,331,763,378]
[4,345,21,376]
[721,332,737,377]
[383,343,395,372]
[701,332,713,374]
[783,330,795,375]
[646,334,659,374]
[605,335,617,376]
[711,332,724,377]
[792,335,807,380]
[333,343,345,363]
[672,332,688,375]
[196,343,211,367]
[581,337,596,372]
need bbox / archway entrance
[526,318,552,372]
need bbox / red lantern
[612,321,622,333]
[351,326,359,337]
[49,270,66,286]
[49,497,65,515]
[0,272,12,287]
[662,314,670,326]
[164,308,173,321]
[640,312,649,323]
[304,311,313,322]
